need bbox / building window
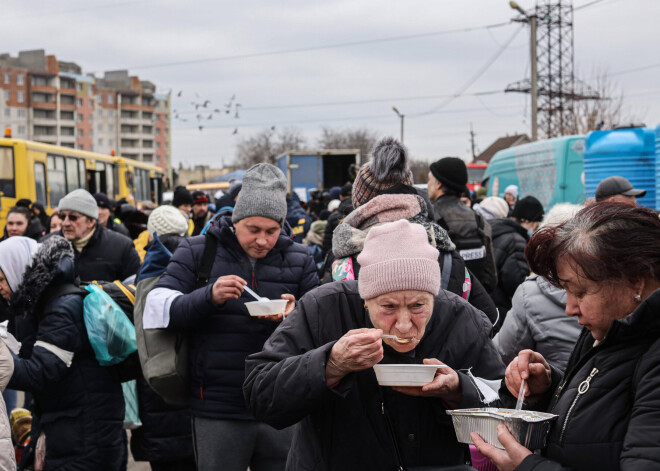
[97,94,103,104]
[3,74,8,84]
[17,92,24,103]
[3,90,9,101]
[77,98,83,107]
[3,109,8,117]
[97,109,103,118]
[155,128,161,135]
[98,138,103,146]
[108,110,114,118]
[109,139,114,147]
[108,94,114,104]
[77,113,83,122]
[90,145,94,152]
[17,109,25,118]
[76,83,82,92]
[108,124,114,133]
[89,130,93,137]
[17,75,23,85]
[98,124,103,132]
[77,129,83,137]
[18,125,25,135]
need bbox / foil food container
[446,408,557,450]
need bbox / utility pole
[469,123,477,161]
[392,106,404,143]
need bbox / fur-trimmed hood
[11,236,75,316]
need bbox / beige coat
[0,340,15,470]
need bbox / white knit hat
[147,205,189,237]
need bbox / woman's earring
[634,294,642,303]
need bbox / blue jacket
[8,236,124,471]
[155,214,319,420]
[286,197,312,243]
[131,235,194,462]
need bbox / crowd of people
[0,137,657,471]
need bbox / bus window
[0,147,15,198]
[151,177,162,203]
[66,157,80,192]
[142,170,150,201]
[34,162,47,205]
[79,160,87,191]
[47,154,67,205]
[106,163,115,199]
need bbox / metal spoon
[381,334,416,344]
[243,285,268,302]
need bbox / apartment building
[0,49,170,175]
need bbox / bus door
[150,173,163,204]
[87,162,116,196]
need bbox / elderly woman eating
[472,202,660,470]
[244,219,504,470]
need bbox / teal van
[484,135,586,210]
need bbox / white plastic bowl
[373,364,444,386]
[245,299,287,317]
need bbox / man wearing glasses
[54,189,141,284]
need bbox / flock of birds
[172,92,243,134]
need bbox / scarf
[332,194,455,258]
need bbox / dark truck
[276,149,361,202]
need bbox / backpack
[49,280,142,382]
[134,233,217,406]
[437,211,498,292]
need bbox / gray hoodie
[493,274,582,373]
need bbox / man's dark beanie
[512,196,544,222]
[172,186,193,208]
[340,183,352,198]
[93,192,112,210]
[429,157,468,194]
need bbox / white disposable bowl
[373,364,444,386]
[245,299,287,317]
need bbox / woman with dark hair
[47,213,63,234]
[472,202,660,470]
[2,206,44,241]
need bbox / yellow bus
[0,134,165,227]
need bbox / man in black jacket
[94,192,131,238]
[54,189,141,283]
[428,157,498,292]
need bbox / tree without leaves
[235,127,307,167]
[316,127,380,161]
[563,69,645,135]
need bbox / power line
[411,25,524,117]
[101,21,513,72]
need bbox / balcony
[60,134,76,144]
[34,134,58,144]
[59,119,76,127]
[33,117,57,126]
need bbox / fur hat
[172,186,193,208]
[512,196,544,222]
[352,137,413,208]
[327,199,341,212]
[429,157,468,194]
[357,219,440,299]
[147,205,189,237]
[58,189,99,219]
[231,163,288,225]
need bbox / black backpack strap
[196,234,218,289]
[440,252,452,291]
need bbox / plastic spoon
[382,334,416,344]
[515,378,526,411]
[243,285,268,302]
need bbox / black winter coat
[155,214,319,420]
[244,281,505,471]
[321,197,353,257]
[7,237,124,471]
[488,218,530,318]
[106,217,131,238]
[49,224,141,283]
[505,288,660,470]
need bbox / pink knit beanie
[357,220,440,299]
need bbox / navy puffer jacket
[155,214,319,420]
[7,236,124,471]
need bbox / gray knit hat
[58,189,99,219]
[147,205,189,237]
[231,163,288,225]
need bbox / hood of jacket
[332,194,455,259]
[531,274,566,309]
[138,233,173,282]
[489,217,529,240]
[11,235,75,316]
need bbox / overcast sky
[3,0,658,168]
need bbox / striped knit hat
[352,137,413,208]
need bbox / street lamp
[392,106,404,143]
[510,1,538,141]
